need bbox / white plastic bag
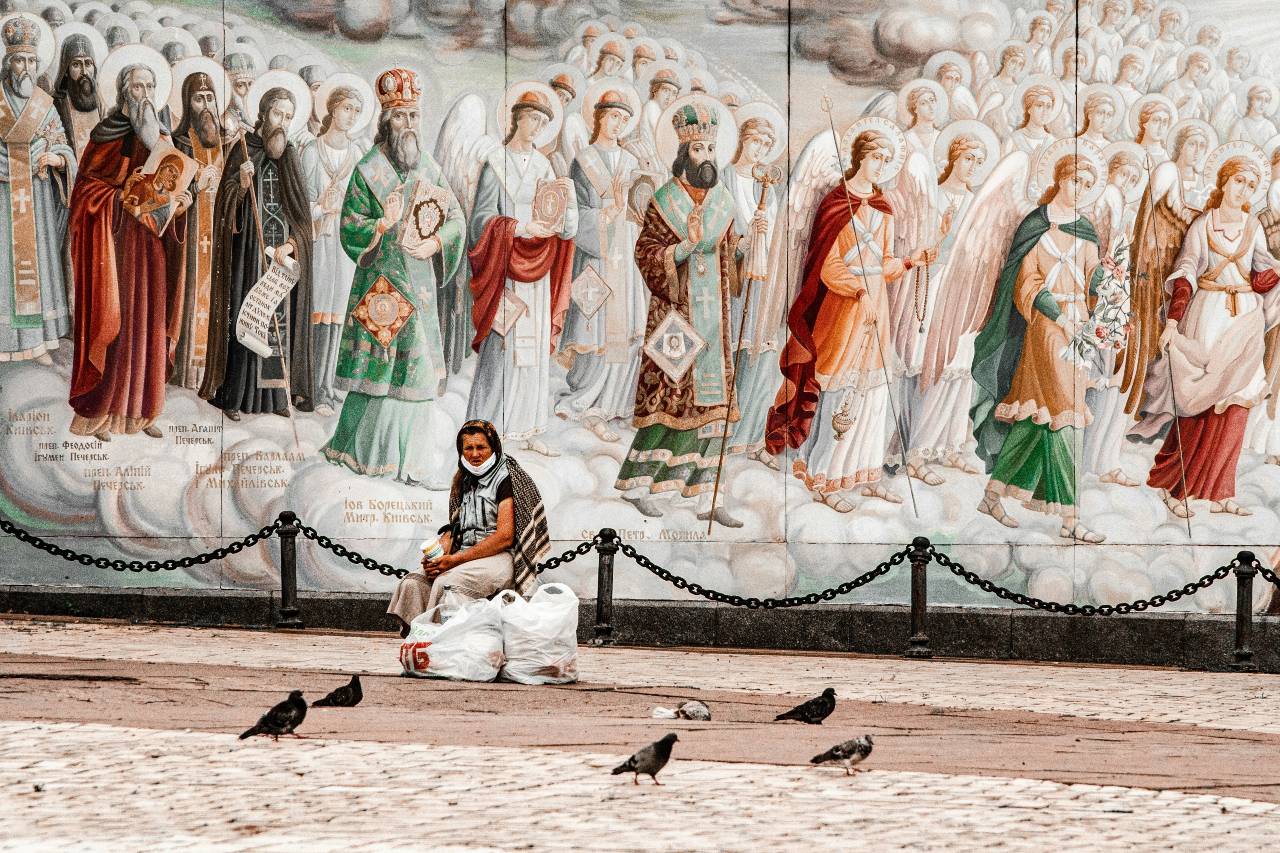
[398,594,505,682]
[496,583,580,684]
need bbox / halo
[1126,92,1177,138]
[244,69,313,138]
[1030,137,1105,208]
[1205,141,1269,204]
[118,1,154,16]
[579,76,642,139]
[717,80,747,110]
[1116,46,1149,84]
[2,14,56,75]
[1239,76,1280,118]
[1076,83,1125,135]
[183,19,223,43]
[166,57,233,127]
[655,93,738,169]
[658,37,685,65]
[543,61,587,107]
[1176,45,1214,78]
[1007,74,1064,126]
[637,59,689,99]
[687,69,718,97]
[733,101,787,164]
[1025,10,1054,40]
[496,80,564,149]
[839,116,908,184]
[572,18,605,42]
[223,41,266,76]
[72,1,112,22]
[628,35,661,68]
[233,24,267,49]
[1166,117,1216,166]
[1101,140,1150,203]
[1265,133,1280,161]
[144,25,200,60]
[896,77,950,128]
[994,39,1031,76]
[1155,0,1189,32]
[923,50,972,89]
[621,21,646,39]
[38,1,74,23]
[314,71,377,137]
[932,119,1000,186]
[94,11,139,45]
[685,49,707,71]
[151,5,190,23]
[1219,44,1253,77]
[587,32,630,76]
[1054,36,1093,78]
[53,21,109,67]
[99,44,171,112]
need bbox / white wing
[1148,55,1179,94]
[951,87,979,121]
[554,113,590,178]
[970,51,992,94]
[1211,94,1241,142]
[861,90,897,119]
[978,92,1011,138]
[764,129,842,321]
[919,151,1033,390]
[432,93,500,219]
[885,150,936,261]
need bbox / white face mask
[461,453,498,476]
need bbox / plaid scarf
[449,455,549,596]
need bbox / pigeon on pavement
[239,690,307,740]
[651,700,711,721]
[612,733,678,785]
[775,687,836,724]
[811,735,874,775]
[311,675,363,708]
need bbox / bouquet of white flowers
[1059,238,1132,376]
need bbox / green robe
[970,207,1101,511]
[322,146,464,480]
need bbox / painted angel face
[1110,161,1141,191]
[331,98,360,133]
[952,146,986,184]
[1139,109,1170,143]
[937,65,962,92]
[516,109,548,144]
[912,89,938,123]
[738,132,769,166]
[1247,89,1271,117]
[1002,53,1026,78]
[860,144,892,182]
[1223,169,1259,208]
[599,107,628,141]
[553,87,572,106]
[1059,166,1097,207]
[656,83,678,109]
[1030,19,1051,43]
[633,56,652,76]
[1028,94,1054,126]
[1086,99,1115,131]
[1119,56,1144,83]
[600,54,623,76]
[1187,57,1211,84]
[1198,26,1222,49]
[1178,131,1209,166]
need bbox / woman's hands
[422,552,463,577]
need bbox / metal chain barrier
[927,544,1235,616]
[0,515,281,573]
[1260,564,1280,587]
[617,540,909,609]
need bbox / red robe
[1148,270,1280,500]
[467,216,574,353]
[765,186,893,455]
[68,127,183,435]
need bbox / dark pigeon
[811,735,874,775]
[611,733,678,785]
[239,690,307,740]
[774,687,836,724]
[311,675,362,708]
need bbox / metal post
[591,528,619,646]
[275,510,304,629]
[905,536,933,659]
[1231,550,1258,672]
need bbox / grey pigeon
[811,734,874,775]
[312,675,362,708]
[775,687,836,724]
[239,690,307,740]
[651,700,711,721]
[612,733,678,785]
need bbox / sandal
[1099,468,1141,487]
[814,491,854,513]
[752,449,781,470]
[907,463,945,486]
[977,492,1019,528]
[942,453,980,474]
[1211,499,1252,516]
[1162,490,1193,519]
[586,418,620,443]
[1060,523,1105,544]
[860,484,903,504]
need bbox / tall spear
[820,91,918,518]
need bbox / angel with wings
[1025,13,1056,76]
[1159,47,1213,122]
[1115,119,1212,419]
[925,52,977,121]
[1122,0,1158,48]
[1146,4,1190,78]
[1243,150,1280,465]
[1130,151,1280,518]
[968,148,1108,543]
[764,122,934,512]
[546,65,590,178]
[1223,82,1279,148]
[1002,79,1061,158]
[1085,0,1129,83]
[1113,49,1149,110]
[976,42,1029,137]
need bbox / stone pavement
[4,617,1280,850]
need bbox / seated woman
[388,420,551,636]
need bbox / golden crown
[672,100,717,144]
[3,17,38,55]
[377,68,421,110]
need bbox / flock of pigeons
[238,679,874,783]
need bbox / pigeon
[651,700,711,721]
[774,687,836,724]
[611,733,678,785]
[311,675,362,708]
[811,735,874,775]
[239,690,307,740]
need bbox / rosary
[911,262,929,333]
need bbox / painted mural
[1,0,1279,614]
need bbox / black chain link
[928,544,1234,615]
[0,516,281,573]
[617,540,908,608]
[1260,564,1280,587]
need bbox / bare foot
[907,462,945,486]
[1099,468,1141,487]
[315,403,335,417]
[1211,499,1252,516]
[860,484,903,504]
[524,438,560,457]
[977,492,1019,528]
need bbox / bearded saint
[614,101,745,528]
[0,18,74,366]
[49,33,100,159]
[200,87,315,419]
[68,65,190,439]
[167,71,228,391]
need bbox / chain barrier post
[1230,551,1258,672]
[275,510,304,629]
[905,536,933,659]
[591,528,618,646]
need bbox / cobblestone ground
[4,618,1280,850]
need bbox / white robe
[301,136,363,321]
[1229,114,1278,147]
